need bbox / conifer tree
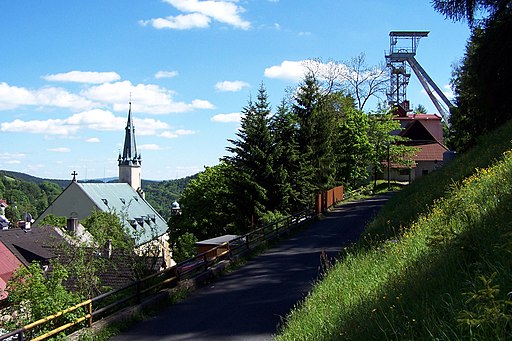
[224,85,274,230]
[269,100,304,213]
[293,73,336,197]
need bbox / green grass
[275,121,512,340]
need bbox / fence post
[203,253,208,271]
[88,301,93,327]
[136,281,141,304]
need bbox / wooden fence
[315,186,344,214]
[0,207,315,341]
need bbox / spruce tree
[269,100,304,213]
[293,73,336,198]
[224,85,274,230]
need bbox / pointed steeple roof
[119,101,141,166]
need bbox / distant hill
[0,170,166,189]
[0,169,198,221]
[0,170,73,188]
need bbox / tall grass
[275,121,512,340]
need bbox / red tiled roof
[394,113,442,121]
[412,141,448,161]
[0,241,22,280]
[0,241,23,300]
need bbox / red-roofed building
[0,241,23,300]
[384,112,449,182]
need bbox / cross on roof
[71,171,78,182]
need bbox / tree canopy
[442,1,512,151]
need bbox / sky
[0,0,471,181]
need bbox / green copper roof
[78,183,167,246]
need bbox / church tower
[118,101,143,196]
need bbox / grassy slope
[276,121,512,340]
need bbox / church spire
[118,101,142,194]
[119,101,141,167]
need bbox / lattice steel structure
[385,31,454,122]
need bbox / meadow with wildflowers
[276,121,512,340]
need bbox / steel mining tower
[385,31,454,122]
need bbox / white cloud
[264,60,307,82]
[141,13,211,30]
[1,118,80,135]
[0,152,25,160]
[215,80,250,92]
[1,109,170,136]
[82,80,214,114]
[138,144,161,151]
[0,82,96,111]
[48,147,71,153]
[66,109,125,131]
[264,59,350,83]
[211,112,242,123]
[85,137,100,143]
[6,160,21,165]
[43,71,121,84]
[0,152,25,165]
[191,99,215,109]
[135,118,171,136]
[0,79,212,115]
[142,0,251,30]
[175,129,195,135]
[155,70,179,79]
[159,129,196,139]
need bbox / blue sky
[0,0,470,181]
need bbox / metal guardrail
[0,207,315,341]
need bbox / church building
[35,102,171,266]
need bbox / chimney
[67,218,78,233]
[105,239,112,259]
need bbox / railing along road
[0,207,315,341]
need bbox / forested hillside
[144,174,198,220]
[0,171,62,222]
[0,170,195,222]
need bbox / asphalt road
[110,193,392,341]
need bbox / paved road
[110,194,392,341]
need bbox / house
[0,226,60,268]
[0,226,62,301]
[0,241,23,300]
[34,102,171,267]
[384,112,449,182]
